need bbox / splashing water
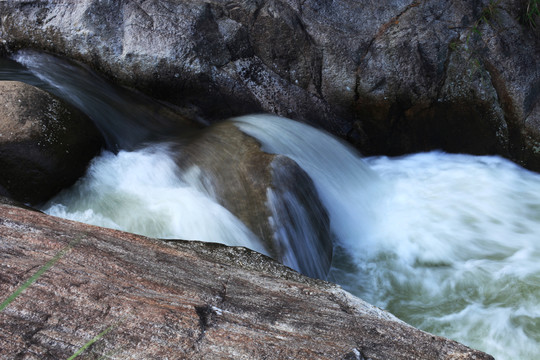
[353,152,540,359]
[4,52,540,359]
[44,144,267,253]
[234,115,540,359]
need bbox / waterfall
[3,51,540,360]
[11,50,195,150]
[233,115,383,250]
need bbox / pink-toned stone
[0,199,493,359]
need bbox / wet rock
[0,199,494,360]
[352,0,536,163]
[0,81,103,204]
[175,121,333,279]
[1,0,537,169]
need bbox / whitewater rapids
[4,51,539,359]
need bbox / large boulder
[176,121,333,279]
[0,81,103,204]
[0,0,538,169]
[0,199,494,359]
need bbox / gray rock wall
[1,0,538,168]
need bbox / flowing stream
[3,51,540,359]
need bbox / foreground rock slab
[0,200,493,359]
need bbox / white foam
[233,115,540,359]
[43,145,266,253]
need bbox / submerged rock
[0,0,538,169]
[0,81,103,204]
[176,121,333,279]
[0,199,494,360]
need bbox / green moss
[524,0,540,28]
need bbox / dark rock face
[176,121,333,279]
[0,81,103,204]
[1,0,538,168]
[352,0,528,159]
[0,199,494,359]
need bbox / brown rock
[177,122,276,244]
[176,121,333,279]
[0,200,494,359]
[0,81,103,204]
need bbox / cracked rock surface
[0,199,493,359]
[0,0,538,168]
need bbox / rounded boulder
[0,81,103,204]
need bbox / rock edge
[0,200,493,359]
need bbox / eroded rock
[0,199,494,359]
[0,81,103,204]
[175,121,333,278]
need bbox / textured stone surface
[0,200,493,359]
[0,0,538,168]
[176,121,333,278]
[0,81,103,204]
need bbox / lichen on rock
[0,80,103,204]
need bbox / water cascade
[2,51,540,359]
[5,50,196,150]
[236,118,540,359]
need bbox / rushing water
[235,116,540,359]
[3,51,540,359]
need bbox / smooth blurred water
[350,153,540,359]
[10,50,195,150]
[4,51,540,359]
